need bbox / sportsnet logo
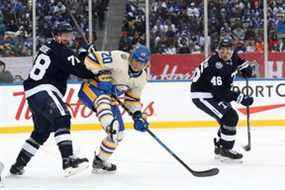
[232,83,285,98]
[238,103,285,115]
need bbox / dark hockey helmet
[52,21,73,35]
[218,37,233,61]
[218,37,233,49]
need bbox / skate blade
[91,168,116,174]
[0,182,3,188]
[0,177,3,188]
[64,162,89,177]
[0,162,4,172]
[215,155,243,164]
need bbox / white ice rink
[0,127,284,190]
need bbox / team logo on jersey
[121,53,128,60]
[227,61,233,66]
[215,62,223,69]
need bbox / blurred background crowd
[0,0,109,57]
[1,0,285,57]
[119,0,285,54]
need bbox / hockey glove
[132,111,149,132]
[239,66,253,78]
[236,93,254,106]
[97,70,112,82]
[97,81,114,95]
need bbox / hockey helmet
[218,37,233,61]
[218,37,233,49]
[131,45,151,65]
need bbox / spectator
[269,31,280,51]
[13,74,24,83]
[0,11,5,39]
[95,0,109,30]
[0,60,13,83]
[276,14,285,39]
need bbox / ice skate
[92,153,116,173]
[63,156,89,177]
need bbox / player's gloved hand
[240,66,253,78]
[236,93,254,106]
[97,70,112,82]
[132,111,149,132]
[97,81,114,94]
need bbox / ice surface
[0,127,284,190]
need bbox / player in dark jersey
[10,22,95,177]
[190,37,254,161]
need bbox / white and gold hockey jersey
[83,50,147,113]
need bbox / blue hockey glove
[97,81,114,94]
[132,111,149,132]
[236,93,254,106]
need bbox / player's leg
[93,105,125,172]
[11,91,88,176]
[10,94,51,175]
[48,92,88,177]
[217,108,242,160]
[78,82,124,172]
[192,98,242,160]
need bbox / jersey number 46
[210,76,223,86]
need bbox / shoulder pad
[39,45,51,54]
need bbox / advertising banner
[150,52,285,79]
[0,80,284,133]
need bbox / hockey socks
[54,128,73,159]
[10,138,40,175]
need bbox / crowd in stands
[1,0,285,57]
[119,0,146,52]
[0,0,109,57]
[120,0,285,54]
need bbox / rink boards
[0,79,284,133]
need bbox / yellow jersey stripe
[85,56,101,68]
[82,82,97,101]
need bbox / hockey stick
[243,77,251,151]
[112,95,219,177]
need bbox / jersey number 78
[30,54,51,81]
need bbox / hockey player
[78,45,150,172]
[190,37,254,161]
[10,22,96,177]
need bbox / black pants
[192,98,238,149]
[13,90,73,168]
[27,91,70,134]
[192,98,231,124]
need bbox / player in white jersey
[78,45,150,172]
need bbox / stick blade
[191,168,219,177]
[243,145,251,151]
